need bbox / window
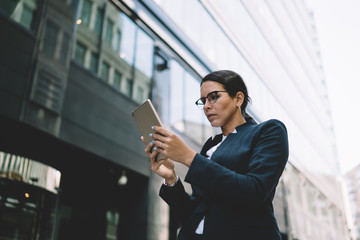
[105,210,119,240]
[113,71,122,90]
[135,86,144,103]
[114,30,121,52]
[125,78,132,96]
[105,19,114,45]
[42,20,59,58]
[119,14,136,65]
[94,8,104,36]
[59,33,70,65]
[74,42,86,65]
[20,4,33,29]
[134,29,154,78]
[101,62,110,82]
[0,0,38,31]
[90,52,98,73]
[80,0,92,26]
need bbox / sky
[307,0,360,174]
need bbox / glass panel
[90,52,98,73]
[113,71,122,90]
[135,86,144,103]
[19,4,33,29]
[59,33,70,65]
[95,7,104,36]
[184,72,203,143]
[42,20,59,58]
[125,78,132,96]
[105,18,114,45]
[105,210,119,240]
[72,2,155,105]
[114,30,121,52]
[119,14,136,65]
[169,61,184,132]
[80,0,92,26]
[101,61,110,82]
[134,29,154,78]
[74,41,86,65]
[0,0,38,31]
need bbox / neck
[221,116,246,136]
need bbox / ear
[235,91,244,108]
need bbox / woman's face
[200,81,243,130]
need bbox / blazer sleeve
[184,119,289,209]
[159,178,199,223]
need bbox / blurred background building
[0,0,354,239]
[345,164,360,239]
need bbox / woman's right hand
[141,136,177,184]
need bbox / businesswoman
[142,70,289,240]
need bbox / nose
[204,98,212,110]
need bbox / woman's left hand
[151,126,196,167]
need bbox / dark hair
[201,70,251,117]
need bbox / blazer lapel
[200,134,223,157]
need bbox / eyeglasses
[195,91,228,109]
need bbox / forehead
[200,81,225,96]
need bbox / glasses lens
[208,92,219,104]
[195,98,205,109]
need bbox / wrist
[164,175,178,186]
[184,150,197,167]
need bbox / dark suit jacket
[160,118,289,240]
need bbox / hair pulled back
[201,70,251,117]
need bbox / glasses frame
[195,90,228,109]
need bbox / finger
[149,148,160,162]
[153,140,166,149]
[152,126,171,137]
[141,136,147,145]
[144,140,155,155]
[153,133,166,143]
[152,145,165,155]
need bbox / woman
[142,70,289,240]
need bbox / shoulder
[253,119,288,139]
[258,119,287,131]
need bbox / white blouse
[195,129,236,234]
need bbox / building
[345,164,360,239]
[0,0,351,239]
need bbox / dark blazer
[160,118,289,240]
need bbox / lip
[206,113,216,120]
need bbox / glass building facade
[0,0,351,239]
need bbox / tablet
[131,99,166,161]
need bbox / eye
[200,97,206,104]
[208,93,218,101]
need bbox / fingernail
[153,147,157,151]
[151,126,154,129]
[149,133,153,137]
[150,140,154,145]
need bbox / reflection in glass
[90,52,99,73]
[72,1,154,103]
[105,18,114,45]
[169,61,185,132]
[59,33,71,65]
[101,61,110,82]
[106,210,119,240]
[95,7,104,36]
[80,0,92,26]
[0,0,38,31]
[113,70,122,90]
[42,20,59,58]
[119,14,136,65]
[135,29,154,78]
[74,41,86,65]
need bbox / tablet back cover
[131,99,166,161]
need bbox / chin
[209,121,221,128]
